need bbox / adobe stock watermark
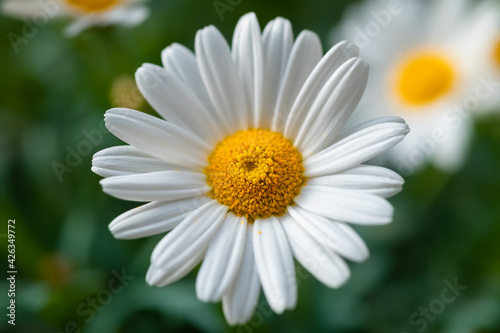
[50,268,135,333]
[7,0,64,54]
[351,0,404,49]
[401,278,467,333]
[398,74,500,176]
[213,0,243,21]
[52,120,108,182]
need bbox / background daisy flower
[92,13,409,325]
[1,0,149,37]
[332,0,499,173]
[477,1,500,114]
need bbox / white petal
[261,17,293,129]
[222,224,260,326]
[147,250,204,288]
[304,117,409,177]
[100,171,210,202]
[294,186,394,225]
[106,6,149,27]
[272,30,322,132]
[161,43,223,142]
[295,58,369,157]
[280,212,350,288]
[109,196,210,239]
[135,64,221,145]
[287,205,369,262]
[253,216,296,314]
[64,17,95,38]
[104,108,211,170]
[431,119,472,172]
[147,200,227,287]
[196,214,247,302]
[161,43,203,87]
[306,165,404,198]
[337,116,406,141]
[232,12,263,128]
[2,0,60,17]
[196,26,248,133]
[92,146,183,178]
[284,41,359,140]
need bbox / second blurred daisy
[333,0,499,173]
[479,8,500,114]
[2,0,149,37]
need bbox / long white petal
[196,213,247,302]
[135,64,221,145]
[336,116,406,141]
[261,17,293,129]
[253,217,296,314]
[232,12,263,128]
[99,6,149,27]
[147,200,227,287]
[2,0,65,17]
[431,117,472,172]
[306,165,404,198]
[104,108,211,170]
[100,171,210,202]
[196,25,248,133]
[222,224,260,326]
[147,251,204,288]
[284,41,359,140]
[91,145,183,178]
[296,58,369,157]
[280,213,350,288]
[161,43,223,142]
[272,30,322,132]
[287,205,369,262]
[294,186,394,225]
[304,117,409,177]
[64,17,96,38]
[109,196,210,239]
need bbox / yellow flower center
[206,129,305,221]
[394,52,455,106]
[493,37,500,69]
[65,0,121,13]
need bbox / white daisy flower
[332,0,498,173]
[92,13,409,325]
[2,0,149,37]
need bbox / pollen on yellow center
[206,129,305,221]
[394,52,455,106]
[65,0,121,13]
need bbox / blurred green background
[1,0,500,332]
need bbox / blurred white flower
[478,7,500,114]
[332,0,499,173]
[2,0,149,37]
[92,13,409,325]
[489,34,500,109]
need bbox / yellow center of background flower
[65,0,121,13]
[206,129,304,221]
[493,38,500,68]
[395,53,455,106]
